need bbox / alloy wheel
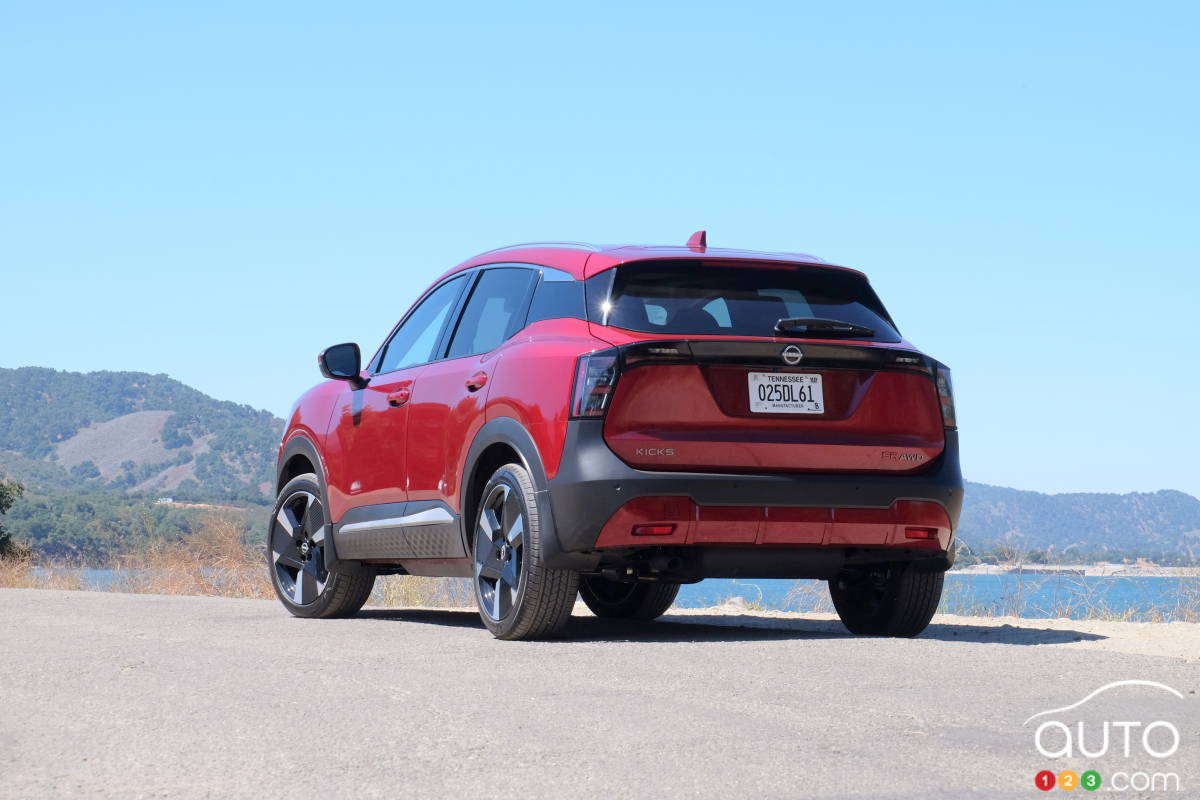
[270,490,328,606]
[473,482,525,620]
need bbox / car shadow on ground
[355,608,1107,645]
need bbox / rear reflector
[631,524,676,536]
[904,526,938,540]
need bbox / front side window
[377,276,465,374]
[447,268,537,359]
[586,260,901,342]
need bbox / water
[48,569,1200,621]
[674,574,1200,622]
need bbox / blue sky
[2,2,1197,497]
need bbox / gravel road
[2,589,1196,799]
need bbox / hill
[0,367,281,502]
[958,481,1200,562]
[0,367,283,559]
[0,367,1197,562]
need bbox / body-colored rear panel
[600,350,945,474]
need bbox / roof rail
[473,241,602,257]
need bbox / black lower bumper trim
[585,545,952,581]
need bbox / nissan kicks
[269,232,962,639]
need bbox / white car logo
[781,345,803,365]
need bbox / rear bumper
[546,420,963,570]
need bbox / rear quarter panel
[484,318,606,480]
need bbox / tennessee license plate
[748,372,824,414]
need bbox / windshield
[586,260,901,342]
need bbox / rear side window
[447,268,538,358]
[526,272,585,325]
[585,260,901,342]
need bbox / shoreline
[948,564,1200,578]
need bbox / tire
[579,576,680,620]
[471,463,578,640]
[267,473,375,619]
[829,563,943,637]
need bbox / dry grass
[0,516,272,598]
[781,580,835,614]
[110,516,275,599]
[371,575,473,608]
[0,546,84,591]
[0,514,474,609]
[939,572,1200,623]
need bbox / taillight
[570,349,619,418]
[935,367,956,428]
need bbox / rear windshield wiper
[775,317,876,339]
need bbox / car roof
[435,238,867,284]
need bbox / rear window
[585,260,901,342]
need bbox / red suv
[269,233,962,639]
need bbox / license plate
[748,372,824,414]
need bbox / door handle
[387,388,411,407]
[465,372,488,392]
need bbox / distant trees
[69,460,101,480]
[0,485,265,561]
[0,478,25,556]
[161,426,193,449]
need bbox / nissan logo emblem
[781,345,803,365]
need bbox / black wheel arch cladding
[275,434,352,575]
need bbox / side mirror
[318,343,367,389]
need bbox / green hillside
[0,367,282,559]
[0,367,281,502]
